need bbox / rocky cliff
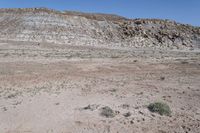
[0,8,200,50]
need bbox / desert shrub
[148,102,171,116]
[100,106,116,118]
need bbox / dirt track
[0,41,200,133]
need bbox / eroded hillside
[0,8,200,50]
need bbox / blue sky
[0,0,199,26]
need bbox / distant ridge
[0,8,199,50]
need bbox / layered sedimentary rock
[0,8,199,50]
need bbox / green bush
[148,102,171,116]
[100,106,116,118]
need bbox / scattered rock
[6,94,17,99]
[120,104,130,109]
[2,107,7,111]
[130,120,134,124]
[160,76,165,81]
[181,61,189,64]
[12,101,22,106]
[55,102,60,105]
[123,112,131,117]
[138,111,144,115]
[83,104,99,111]
[109,89,117,92]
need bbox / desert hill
[0,8,199,50]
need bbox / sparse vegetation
[100,106,116,118]
[0,7,199,132]
[148,102,171,116]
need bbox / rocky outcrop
[0,8,199,50]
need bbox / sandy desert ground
[0,41,200,133]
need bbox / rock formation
[0,8,199,50]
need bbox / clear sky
[0,0,199,26]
